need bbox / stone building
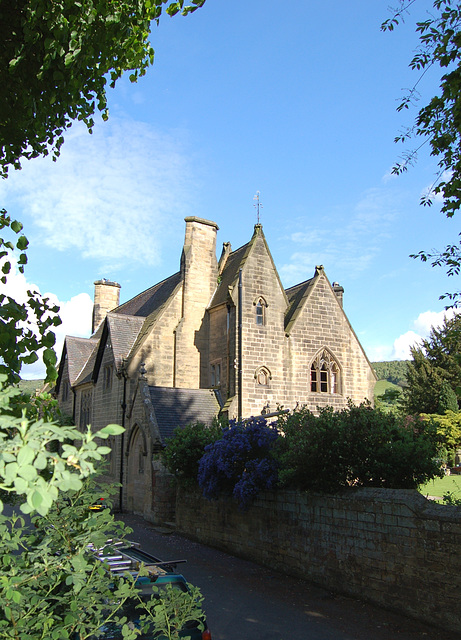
[56,216,376,522]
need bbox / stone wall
[175,487,461,633]
[284,269,376,410]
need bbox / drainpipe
[238,268,243,421]
[119,359,127,513]
[226,303,231,399]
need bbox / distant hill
[372,361,409,387]
[18,379,45,394]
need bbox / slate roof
[65,336,99,385]
[210,242,250,308]
[106,313,144,370]
[284,276,317,334]
[114,272,182,318]
[149,386,221,442]
[73,339,100,386]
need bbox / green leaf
[97,424,125,438]
[17,464,38,481]
[97,446,112,455]
[17,445,35,467]
[34,452,48,470]
[16,235,28,251]
[13,476,28,493]
[4,462,19,484]
[43,348,57,365]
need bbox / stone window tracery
[254,365,271,386]
[310,350,340,394]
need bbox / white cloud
[0,117,196,271]
[365,344,394,362]
[388,308,460,361]
[391,331,422,360]
[412,308,458,335]
[1,260,92,380]
[365,308,461,363]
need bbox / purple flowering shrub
[197,417,279,509]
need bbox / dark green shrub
[276,402,442,492]
[161,421,223,488]
[276,406,349,493]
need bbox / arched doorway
[125,424,150,516]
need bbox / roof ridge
[115,271,181,315]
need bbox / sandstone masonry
[176,487,461,634]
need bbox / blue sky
[1,0,459,378]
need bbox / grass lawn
[419,474,461,501]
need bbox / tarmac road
[119,512,458,640]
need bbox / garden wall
[175,487,461,632]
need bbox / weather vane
[253,191,263,224]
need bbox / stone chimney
[92,279,121,333]
[332,282,344,308]
[218,241,232,275]
[175,217,219,387]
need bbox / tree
[382,1,461,305]
[401,314,461,414]
[0,212,61,384]
[0,0,206,177]
[438,378,459,412]
[421,409,461,452]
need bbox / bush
[198,417,279,509]
[420,410,461,459]
[276,402,443,492]
[161,421,223,488]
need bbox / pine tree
[402,316,461,415]
[438,380,459,414]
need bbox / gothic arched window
[310,350,341,394]
[254,296,268,326]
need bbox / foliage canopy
[0,212,62,384]
[0,0,206,177]
[372,360,409,386]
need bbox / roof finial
[253,191,263,225]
